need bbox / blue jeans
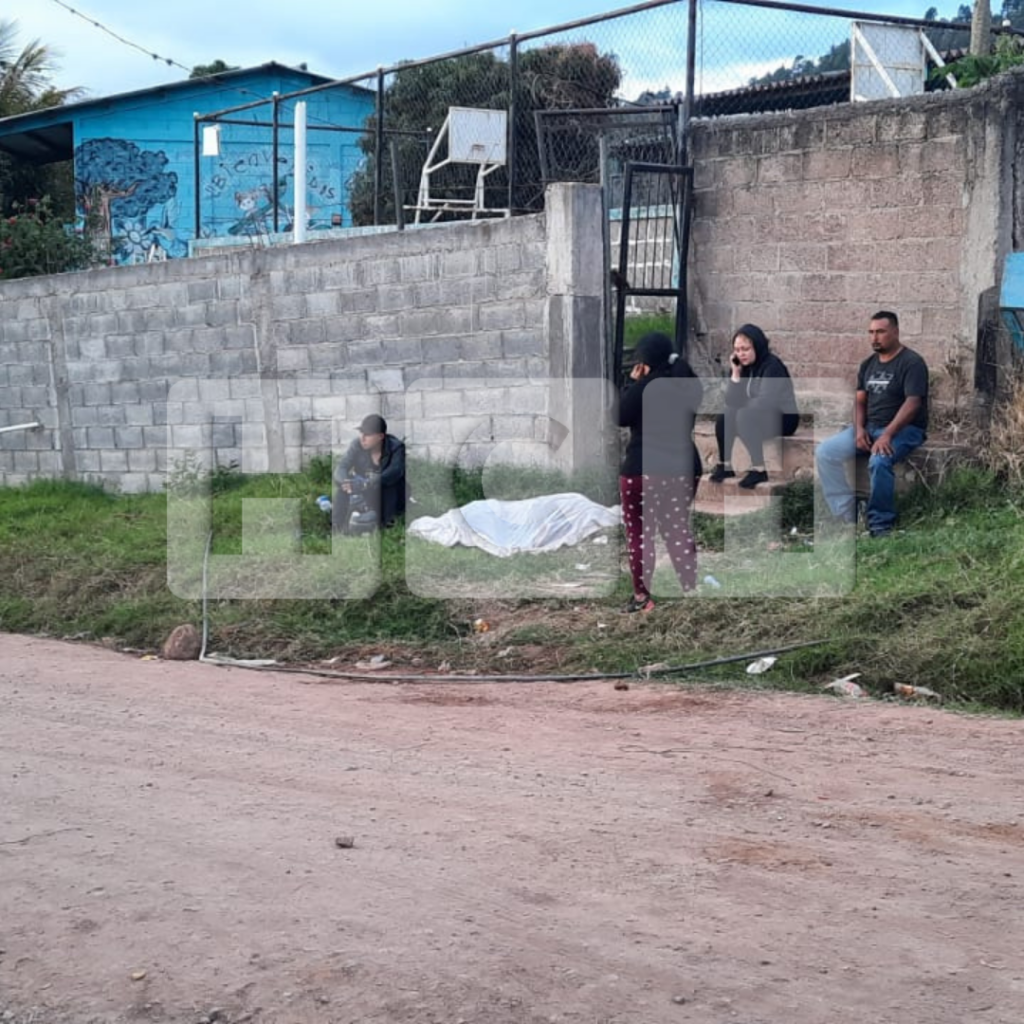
[816,425,925,533]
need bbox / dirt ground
[1,634,1022,1024]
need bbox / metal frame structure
[407,107,510,223]
[613,161,693,386]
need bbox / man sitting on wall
[332,415,406,534]
[815,310,928,539]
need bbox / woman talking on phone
[709,324,799,489]
[618,332,703,613]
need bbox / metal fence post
[272,93,280,233]
[374,67,385,226]
[681,0,697,165]
[193,116,202,240]
[508,32,518,213]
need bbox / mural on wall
[227,179,294,242]
[75,138,188,265]
[203,146,341,239]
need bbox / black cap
[357,414,387,435]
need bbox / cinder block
[17,341,49,365]
[99,450,129,472]
[202,301,240,328]
[423,390,465,417]
[441,250,477,277]
[378,284,414,312]
[1,320,33,344]
[779,244,829,272]
[142,425,169,448]
[321,263,358,290]
[399,308,441,338]
[477,302,525,331]
[460,335,502,361]
[803,149,852,181]
[125,405,155,426]
[825,116,876,147]
[757,152,804,184]
[505,387,548,415]
[398,254,436,283]
[97,406,127,426]
[87,426,115,449]
[366,368,404,392]
[921,138,958,174]
[898,205,962,239]
[305,292,341,318]
[826,242,878,272]
[360,260,400,287]
[877,110,928,142]
[448,416,491,446]
[382,339,424,365]
[406,418,452,444]
[849,143,899,180]
[187,280,218,303]
[118,473,150,493]
[211,350,258,375]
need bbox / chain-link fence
[195,0,996,233]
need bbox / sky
[7,0,966,103]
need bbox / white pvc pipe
[293,101,307,244]
[0,421,42,434]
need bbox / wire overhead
[47,0,191,73]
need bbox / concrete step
[693,475,791,517]
[691,433,971,517]
[693,420,817,481]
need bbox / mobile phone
[730,354,741,367]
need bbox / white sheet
[407,492,621,558]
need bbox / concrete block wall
[688,70,1019,402]
[0,184,608,492]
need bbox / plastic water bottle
[316,495,332,513]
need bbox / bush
[0,195,94,280]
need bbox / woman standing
[618,332,704,613]
[709,324,799,489]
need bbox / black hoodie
[724,323,799,417]
[619,333,704,478]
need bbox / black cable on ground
[201,638,828,684]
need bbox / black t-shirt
[857,347,929,432]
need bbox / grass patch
[1,466,1023,714]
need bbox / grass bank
[1,462,1022,714]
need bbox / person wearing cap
[332,414,406,534]
[709,323,799,489]
[617,331,704,613]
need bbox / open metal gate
[611,160,693,387]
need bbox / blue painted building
[0,64,375,264]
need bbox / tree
[747,41,851,87]
[1001,0,1024,28]
[190,60,240,78]
[74,138,178,262]
[0,19,83,219]
[347,42,621,225]
[747,6,979,91]
[934,31,1024,83]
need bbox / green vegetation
[934,32,1024,87]
[1,461,1023,713]
[0,195,95,280]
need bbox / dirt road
[1,633,1021,1024]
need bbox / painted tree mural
[75,138,181,263]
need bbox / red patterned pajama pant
[619,474,698,597]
